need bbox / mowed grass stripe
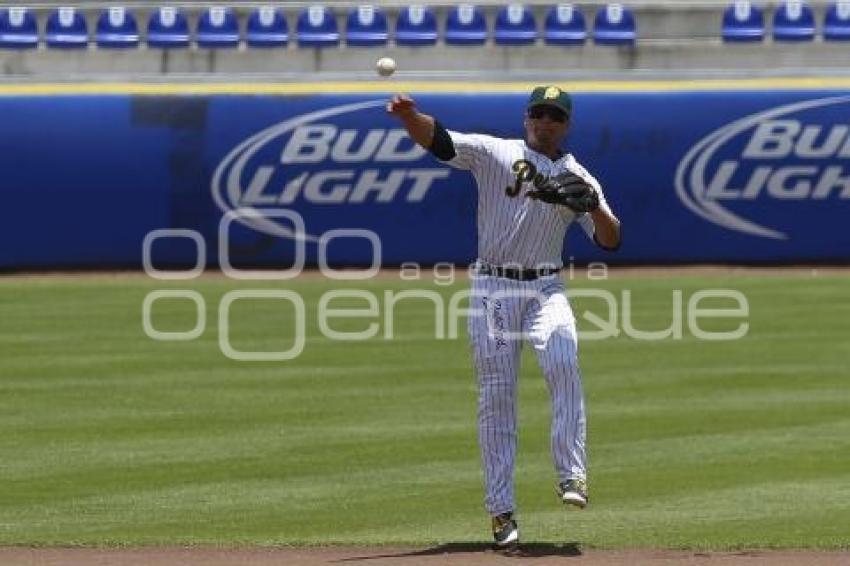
[0,273,848,547]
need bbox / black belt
[475,264,561,281]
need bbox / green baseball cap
[527,85,572,118]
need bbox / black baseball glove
[526,171,600,213]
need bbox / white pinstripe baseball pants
[468,273,587,516]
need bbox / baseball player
[387,86,621,549]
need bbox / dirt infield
[3,547,849,566]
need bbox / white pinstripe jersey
[446,130,611,269]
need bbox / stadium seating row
[723,0,850,42]
[2,2,847,51]
[0,4,637,49]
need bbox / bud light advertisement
[1,87,848,268]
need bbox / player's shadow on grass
[336,542,582,561]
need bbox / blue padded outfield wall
[1,85,849,268]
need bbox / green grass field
[1,271,848,549]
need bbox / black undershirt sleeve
[429,120,457,161]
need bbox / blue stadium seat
[147,7,190,48]
[297,6,339,47]
[494,4,537,45]
[544,4,587,45]
[246,6,288,47]
[824,0,850,41]
[395,5,437,46]
[774,0,815,41]
[198,7,240,48]
[0,8,39,49]
[445,4,488,45]
[46,7,88,48]
[346,5,388,46]
[96,7,139,48]
[721,1,764,42]
[593,4,636,45]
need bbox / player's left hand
[526,171,600,213]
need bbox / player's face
[524,106,569,151]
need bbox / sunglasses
[528,106,568,123]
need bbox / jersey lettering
[506,159,547,197]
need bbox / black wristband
[429,120,457,161]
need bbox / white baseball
[376,57,396,77]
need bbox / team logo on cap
[544,86,561,99]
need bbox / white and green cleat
[557,478,589,509]
[491,511,519,549]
